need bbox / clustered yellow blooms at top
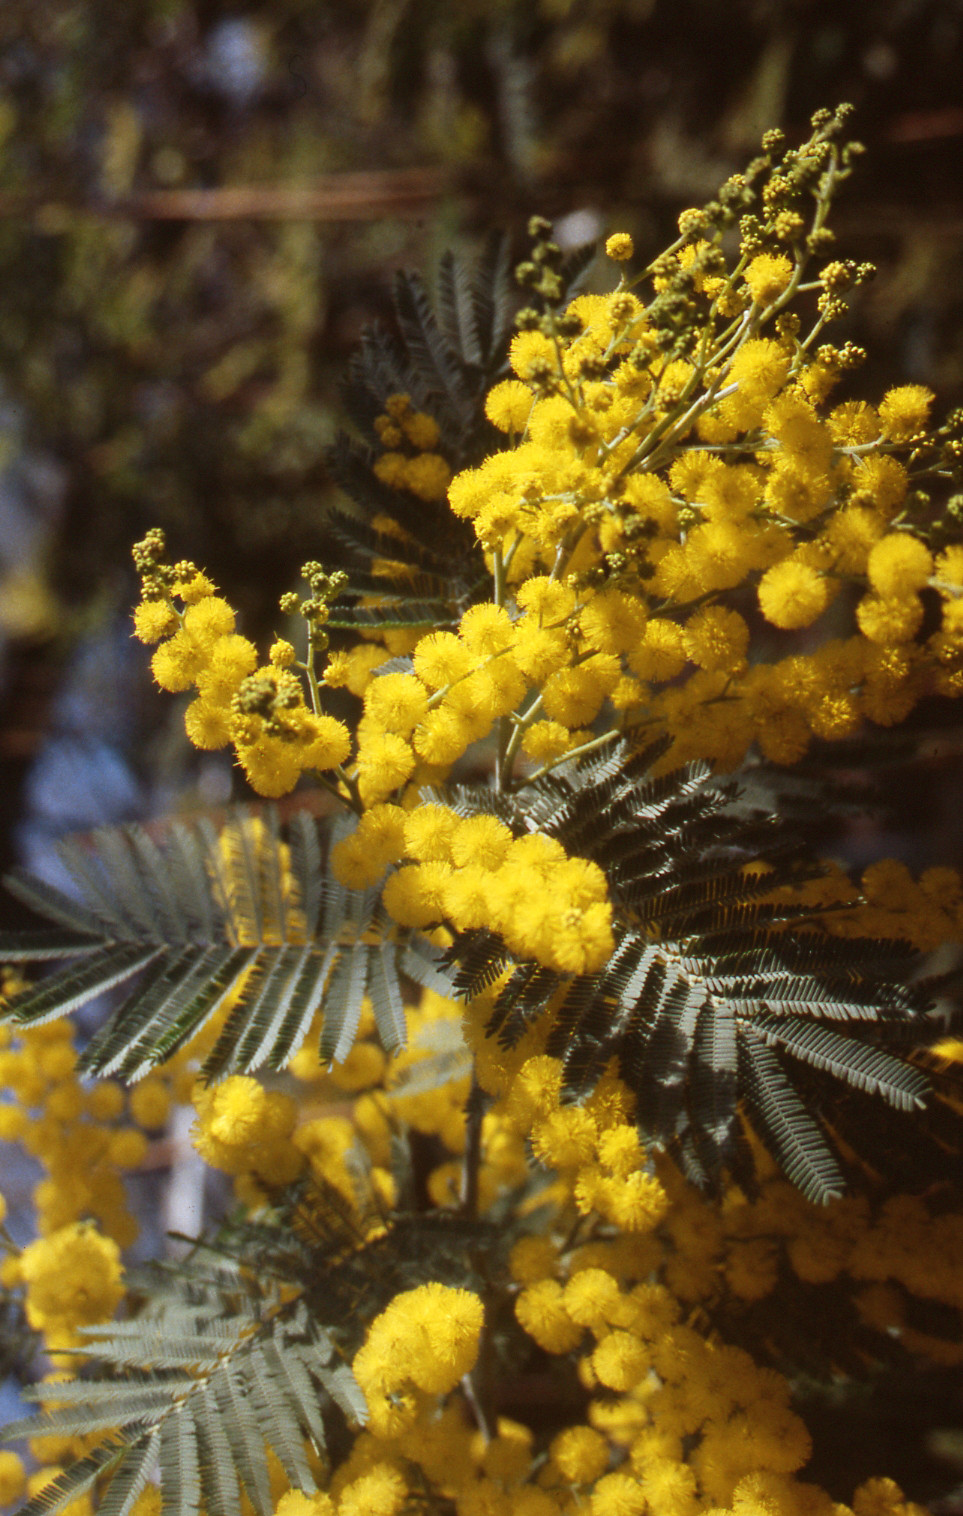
[132,549,619,976]
[445,245,963,771]
[132,543,351,799]
[134,141,963,987]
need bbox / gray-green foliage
[0,808,444,1080]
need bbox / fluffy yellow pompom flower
[132,599,178,643]
[412,631,473,689]
[20,1222,124,1349]
[605,232,634,261]
[459,601,515,656]
[449,813,513,870]
[593,1330,650,1391]
[590,1471,647,1516]
[353,1283,483,1427]
[628,619,687,682]
[403,803,459,862]
[757,558,831,629]
[744,252,793,305]
[150,630,205,692]
[550,1426,610,1485]
[867,534,933,597]
[192,1076,299,1178]
[183,698,232,750]
[721,339,790,430]
[331,805,407,888]
[300,714,352,771]
[403,453,452,502]
[563,1267,622,1332]
[856,593,923,646]
[515,1279,583,1353]
[183,596,236,643]
[682,606,749,673]
[485,379,535,433]
[363,673,430,735]
[878,384,934,441]
[339,1466,407,1516]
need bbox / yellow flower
[605,232,634,261]
[593,1330,649,1391]
[459,601,515,656]
[550,1426,610,1484]
[855,593,923,646]
[485,379,535,433]
[744,252,793,305]
[867,534,933,597]
[404,453,452,501]
[0,1453,26,1508]
[132,599,178,643]
[412,631,473,689]
[878,384,934,441]
[364,672,430,735]
[682,606,749,673]
[274,1493,335,1516]
[20,1223,124,1349]
[590,1471,647,1516]
[515,1280,583,1353]
[720,339,790,431]
[757,557,831,629]
[402,408,440,450]
[627,619,687,682]
[184,697,232,750]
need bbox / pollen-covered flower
[744,252,793,305]
[878,384,934,441]
[485,379,535,433]
[757,557,831,629]
[867,534,933,598]
[605,232,634,262]
[20,1223,124,1349]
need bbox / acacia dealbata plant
[2,103,963,1516]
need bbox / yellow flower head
[878,384,934,441]
[757,557,831,630]
[132,599,178,643]
[867,534,933,598]
[605,232,634,262]
[744,252,793,306]
[485,379,535,433]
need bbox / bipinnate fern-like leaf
[0,809,441,1081]
[322,235,596,632]
[3,1180,501,1516]
[439,740,943,1203]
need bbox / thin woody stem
[460,1073,487,1219]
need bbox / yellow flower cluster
[378,802,613,975]
[439,266,962,773]
[134,554,350,798]
[192,1074,303,1185]
[352,1283,484,1435]
[658,1157,963,1366]
[0,1019,162,1250]
[17,1220,123,1352]
[372,392,452,502]
[767,856,963,953]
